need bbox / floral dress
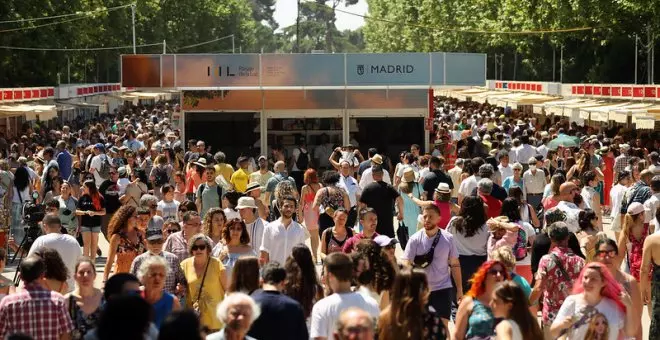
[628,223,650,282]
[423,304,447,340]
[69,295,104,340]
[114,231,146,274]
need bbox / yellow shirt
[230,168,250,193]
[181,257,226,330]
[214,163,234,182]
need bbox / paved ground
[1,215,650,338]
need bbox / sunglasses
[191,244,207,251]
[179,209,188,213]
[165,228,179,234]
[596,250,616,259]
[487,267,506,276]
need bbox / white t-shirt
[458,175,480,198]
[90,154,108,187]
[552,295,624,340]
[117,178,130,195]
[157,200,180,221]
[27,233,82,292]
[446,217,489,256]
[310,292,380,339]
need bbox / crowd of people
[0,96,658,340]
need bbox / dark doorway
[353,117,424,164]
[184,111,259,162]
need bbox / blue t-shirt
[510,272,532,298]
[403,229,458,291]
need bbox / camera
[21,192,45,244]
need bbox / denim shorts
[80,225,101,233]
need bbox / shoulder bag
[413,232,441,269]
[192,259,211,316]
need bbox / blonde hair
[489,246,516,270]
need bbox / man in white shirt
[27,214,82,292]
[643,176,660,232]
[448,158,464,203]
[310,252,379,340]
[337,160,361,227]
[536,134,550,159]
[497,151,513,182]
[259,196,308,265]
[359,154,391,189]
[89,143,110,187]
[238,197,267,255]
[514,135,537,170]
[523,157,546,210]
[458,158,485,205]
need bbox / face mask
[529,165,536,171]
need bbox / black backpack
[295,148,309,170]
[153,166,169,187]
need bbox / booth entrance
[184,111,259,162]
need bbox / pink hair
[572,262,626,312]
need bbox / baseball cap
[627,202,644,216]
[146,228,164,241]
[94,143,105,151]
[374,235,399,247]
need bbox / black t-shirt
[78,194,105,227]
[248,290,309,340]
[469,183,508,202]
[99,180,121,213]
[360,181,399,237]
[530,232,584,281]
[422,169,454,196]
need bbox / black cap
[146,228,164,241]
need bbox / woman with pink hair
[550,262,635,340]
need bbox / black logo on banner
[207,65,258,78]
[356,64,415,75]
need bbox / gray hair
[477,178,493,195]
[140,194,158,208]
[187,233,212,255]
[478,164,494,179]
[511,162,523,170]
[137,255,169,282]
[216,292,261,324]
[455,158,464,167]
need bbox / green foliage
[0,0,260,86]
[363,0,660,83]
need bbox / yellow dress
[181,257,226,330]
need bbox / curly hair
[466,260,509,298]
[222,218,250,245]
[454,196,487,237]
[355,239,395,294]
[202,208,225,238]
[284,244,322,318]
[33,247,69,282]
[107,205,137,236]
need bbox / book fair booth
[120,52,487,162]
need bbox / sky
[273,0,369,32]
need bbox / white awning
[0,104,57,120]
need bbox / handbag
[192,259,211,316]
[396,221,409,250]
[413,232,441,269]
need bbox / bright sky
[274,0,368,32]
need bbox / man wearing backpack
[290,137,310,192]
[265,161,298,221]
[196,165,223,219]
[529,222,585,339]
[89,143,111,188]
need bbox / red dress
[603,155,614,206]
[629,223,650,282]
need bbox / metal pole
[499,54,503,80]
[163,40,166,54]
[552,46,556,82]
[494,55,497,80]
[635,34,638,84]
[648,27,652,84]
[560,46,564,83]
[131,4,136,54]
[296,0,301,52]
[232,35,235,54]
[513,52,517,80]
[653,33,655,84]
[67,57,70,84]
